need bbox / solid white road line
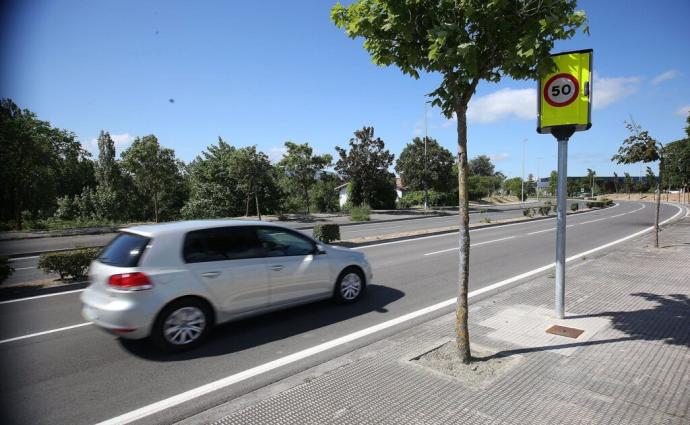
[527,228,555,235]
[0,322,91,345]
[8,255,40,262]
[424,236,516,256]
[12,267,35,271]
[0,288,86,305]
[95,202,684,425]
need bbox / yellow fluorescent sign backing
[537,49,592,134]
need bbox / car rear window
[98,233,150,267]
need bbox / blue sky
[1,0,688,179]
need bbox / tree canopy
[395,137,454,192]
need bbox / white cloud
[88,132,134,150]
[268,146,287,163]
[675,105,690,117]
[490,152,511,162]
[592,74,641,109]
[651,69,681,85]
[466,88,536,123]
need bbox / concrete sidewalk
[186,218,690,425]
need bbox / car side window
[183,227,262,263]
[256,227,315,257]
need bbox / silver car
[81,220,372,351]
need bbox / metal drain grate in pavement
[545,325,584,339]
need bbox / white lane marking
[346,225,402,234]
[0,322,91,345]
[13,267,35,271]
[424,236,516,256]
[580,217,609,224]
[0,288,86,305]
[93,203,684,425]
[9,255,40,262]
[528,228,554,235]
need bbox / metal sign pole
[555,136,569,319]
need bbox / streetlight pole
[536,156,542,201]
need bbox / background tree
[332,0,586,363]
[0,99,96,228]
[468,155,495,177]
[623,172,633,199]
[121,135,185,222]
[311,172,341,213]
[278,141,333,214]
[504,177,524,198]
[662,138,689,200]
[396,137,455,199]
[231,146,276,220]
[612,172,619,193]
[335,126,395,207]
[586,168,596,197]
[183,138,243,219]
[549,170,558,197]
[612,121,664,247]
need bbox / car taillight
[108,272,153,291]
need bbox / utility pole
[536,156,542,201]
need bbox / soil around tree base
[410,339,522,388]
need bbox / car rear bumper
[81,289,153,340]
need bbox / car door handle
[270,265,284,271]
[201,271,221,278]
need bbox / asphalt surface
[0,201,681,425]
[2,203,553,285]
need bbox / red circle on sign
[543,73,579,107]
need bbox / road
[0,201,681,425]
[2,203,556,285]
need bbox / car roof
[123,220,290,237]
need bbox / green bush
[586,200,612,209]
[38,248,100,281]
[570,203,579,212]
[312,223,341,243]
[350,204,371,221]
[0,255,14,283]
[539,206,551,216]
[523,208,533,217]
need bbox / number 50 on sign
[537,49,592,135]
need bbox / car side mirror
[314,244,327,255]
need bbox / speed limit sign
[537,49,592,135]
[543,73,579,107]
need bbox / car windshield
[98,233,150,267]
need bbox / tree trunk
[153,195,159,223]
[305,185,310,215]
[255,191,261,221]
[245,195,251,217]
[454,102,471,364]
[654,160,662,248]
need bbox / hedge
[312,223,341,243]
[38,248,100,281]
[570,203,579,211]
[586,199,613,209]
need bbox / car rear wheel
[152,298,212,352]
[333,267,365,304]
